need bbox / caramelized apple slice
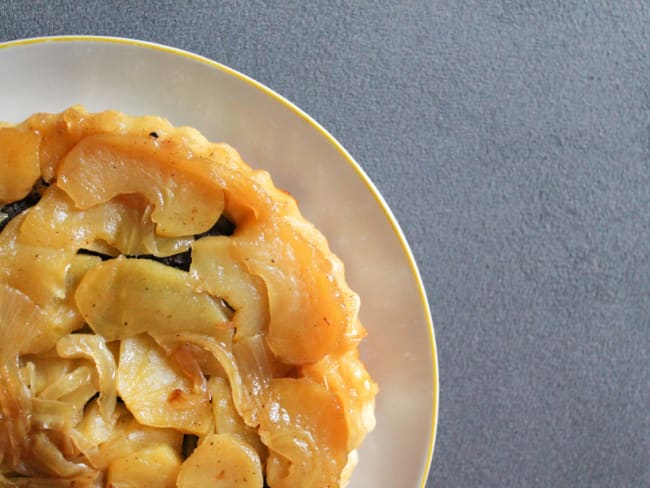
[56,334,117,422]
[259,378,348,488]
[72,403,182,470]
[19,186,192,258]
[176,433,263,488]
[24,110,80,182]
[28,431,95,478]
[233,218,347,365]
[301,350,378,450]
[0,282,59,357]
[116,334,212,436]
[191,236,269,340]
[75,257,232,341]
[0,127,41,203]
[57,132,225,236]
[208,376,267,461]
[0,357,32,469]
[155,333,252,427]
[70,399,118,465]
[107,444,181,488]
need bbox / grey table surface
[2,1,649,487]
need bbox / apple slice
[57,132,225,236]
[177,433,263,488]
[259,378,348,488]
[75,257,232,341]
[117,334,212,436]
[0,127,40,203]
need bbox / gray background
[2,1,649,486]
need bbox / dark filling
[76,249,115,260]
[135,250,193,271]
[181,434,199,459]
[196,214,236,239]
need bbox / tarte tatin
[0,107,377,488]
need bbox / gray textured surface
[2,1,650,486]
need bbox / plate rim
[0,34,439,486]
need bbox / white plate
[0,36,438,487]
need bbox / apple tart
[0,107,377,488]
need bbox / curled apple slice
[116,334,212,436]
[0,282,54,358]
[56,334,117,422]
[301,350,378,450]
[233,218,348,365]
[57,132,225,236]
[190,236,269,341]
[259,378,348,488]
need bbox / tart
[0,107,377,487]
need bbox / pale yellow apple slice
[75,257,232,341]
[177,433,263,488]
[107,444,182,488]
[116,334,212,436]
